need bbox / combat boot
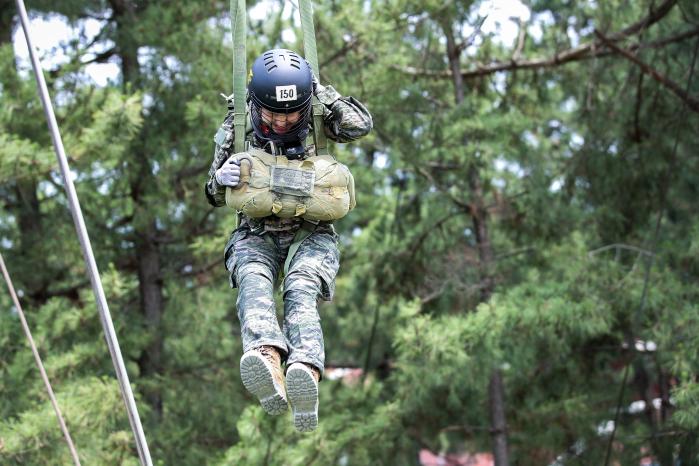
[286,362,321,432]
[240,346,288,415]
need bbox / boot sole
[240,352,287,415]
[286,365,319,432]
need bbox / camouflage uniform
[205,85,372,376]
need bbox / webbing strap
[231,0,247,154]
[283,222,316,276]
[298,0,329,156]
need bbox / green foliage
[0,133,55,182]
[0,377,141,466]
[1,0,698,464]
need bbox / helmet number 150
[276,85,297,102]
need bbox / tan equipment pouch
[225,147,356,222]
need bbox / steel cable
[14,1,153,464]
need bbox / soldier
[204,48,372,432]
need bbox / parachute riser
[230,0,329,156]
[231,0,248,154]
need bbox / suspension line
[0,254,82,466]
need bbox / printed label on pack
[276,85,297,102]
[270,166,315,197]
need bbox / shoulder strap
[299,0,329,156]
[231,0,247,154]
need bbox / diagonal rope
[603,35,699,466]
[0,254,82,466]
[14,1,153,465]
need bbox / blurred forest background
[1,0,699,464]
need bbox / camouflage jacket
[204,85,373,207]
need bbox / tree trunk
[0,0,14,45]
[3,7,72,307]
[14,179,47,300]
[442,19,510,466]
[112,0,165,416]
[135,218,164,415]
[467,165,496,302]
[489,370,509,466]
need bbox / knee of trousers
[283,269,323,300]
[283,287,319,310]
[236,262,276,289]
[236,262,276,318]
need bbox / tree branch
[81,47,117,66]
[458,14,489,54]
[390,0,686,80]
[595,30,699,113]
[110,214,134,229]
[180,259,220,277]
[321,36,361,69]
[414,165,471,210]
[42,280,90,300]
[588,243,654,258]
[511,18,526,62]
[408,212,463,261]
[394,29,699,79]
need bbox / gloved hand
[215,156,241,187]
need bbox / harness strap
[230,0,247,228]
[298,0,329,156]
[283,220,318,276]
[231,0,247,154]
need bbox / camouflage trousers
[224,219,340,377]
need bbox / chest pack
[225,147,356,222]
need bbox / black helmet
[248,49,313,146]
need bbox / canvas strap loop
[283,220,318,276]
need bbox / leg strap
[283,220,317,276]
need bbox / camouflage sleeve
[205,105,236,207]
[315,85,373,143]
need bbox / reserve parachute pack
[228,0,353,222]
[225,147,356,221]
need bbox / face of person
[260,108,302,134]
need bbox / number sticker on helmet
[276,85,297,102]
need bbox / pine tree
[1,1,698,464]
